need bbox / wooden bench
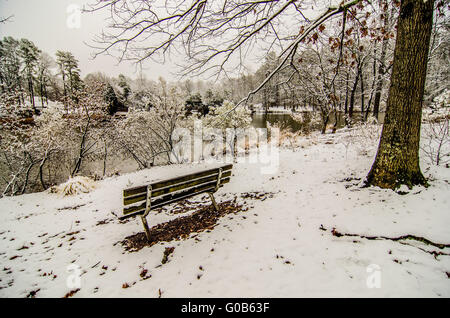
[120,164,233,240]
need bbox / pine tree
[118,74,131,103]
[56,51,83,108]
[36,52,54,108]
[105,83,119,115]
[64,52,83,99]
[0,37,24,103]
[19,39,41,113]
[185,93,204,115]
[56,51,69,109]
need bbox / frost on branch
[0,80,112,196]
[421,90,449,166]
[201,100,252,158]
[114,80,186,168]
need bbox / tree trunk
[28,75,36,114]
[332,108,339,133]
[373,0,394,120]
[61,70,68,112]
[366,45,378,121]
[349,65,360,121]
[366,0,434,189]
[344,71,349,124]
[40,82,44,108]
[103,140,108,177]
[39,152,48,190]
[321,112,329,134]
[360,72,365,120]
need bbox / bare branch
[216,0,363,122]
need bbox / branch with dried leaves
[220,0,364,122]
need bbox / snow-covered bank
[0,129,449,298]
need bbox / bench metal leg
[208,192,219,211]
[208,167,222,212]
[141,215,151,241]
[141,185,152,241]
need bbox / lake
[251,111,385,132]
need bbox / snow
[0,128,449,298]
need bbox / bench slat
[123,170,232,206]
[120,177,230,219]
[123,164,232,198]
[152,177,229,208]
[152,170,231,197]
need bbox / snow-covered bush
[0,80,114,196]
[203,100,251,129]
[338,119,382,159]
[421,91,449,166]
[266,121,300,151]
[202,100,251,158]
[34,79,111,180]
[291,111,322,135]
[114,82,186,168]
[0,90,41,196]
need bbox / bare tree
[87,0,363,81]
[114,79,186,168]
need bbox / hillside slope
[1,129,449,298]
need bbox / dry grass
[49,176,96,196]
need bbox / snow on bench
[120,164,233,240]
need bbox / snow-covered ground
[0,128,449,298]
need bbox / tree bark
[321,112,329,134]
[28,75,36,114]
[360,71,365,120]
[349,65,360,121]
[372,0,393,121]
[366,0,434,189]
[365,45,378,121]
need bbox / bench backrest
[121,164,232,219]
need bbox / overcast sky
[0,0,332,82]
[0,0,182,81]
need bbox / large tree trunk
[366,0,434,190]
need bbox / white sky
[0,0,333,82]
[0,0,181,81]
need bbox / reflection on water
[251,111,385,132]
